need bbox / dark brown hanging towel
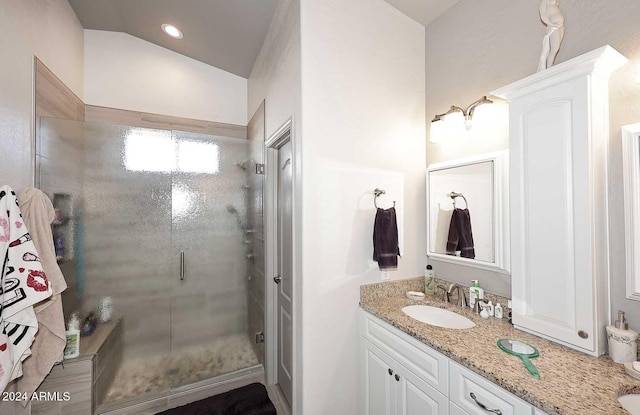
[446,208,475,259]
[373,207,400,270]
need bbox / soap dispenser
[468,280,484,310]
[606,311,638,364]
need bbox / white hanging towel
[0,186,52,393]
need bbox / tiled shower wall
[36,118,85,321]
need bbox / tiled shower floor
[104,333,260,404]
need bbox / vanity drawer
[449,361,532,415]
[360,310,449,395]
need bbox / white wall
[426,0,640,326]
[85,30,247,126]
[248,0,301,140]
[300,0,425,412]
[0,4,83,413]
[0,0,84,192]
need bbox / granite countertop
[360,277,640,415]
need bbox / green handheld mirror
[497,339,540,379]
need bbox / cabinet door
[509,76,596,353]
[395,362,449,415]
[362,339,395,415]
[361,310,449,395]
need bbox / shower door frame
[34,114,267,415]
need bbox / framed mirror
[622,123,640,301]
[426,151,509,273]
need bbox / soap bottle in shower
[64,313,81,359]
[54,233,65,260]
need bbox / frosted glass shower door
[169,131,259,388]
[37,119,175,404]
[82,124,175,402]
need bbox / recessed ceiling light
[161,24,183,39]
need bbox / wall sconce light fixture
[429,96,493,143]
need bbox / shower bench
[32,318,123,415]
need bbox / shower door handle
[180,251,185,281]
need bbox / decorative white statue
[537,0,565,72]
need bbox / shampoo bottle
[54,233,65,260]
[425,265,435,295]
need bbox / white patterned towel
[0,186,52,393]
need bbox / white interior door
[276,139,293,405]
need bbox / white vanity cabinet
[361,339,448,415]
[360,310,549,415]
[360,310,449,415]
[492,45,628,356]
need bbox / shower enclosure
[36,117,264,409]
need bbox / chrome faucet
[472,298,487,314]
[447,284,468,308]
[435,283,450,303]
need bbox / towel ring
[374,188,396,209]
[448,191,468,209]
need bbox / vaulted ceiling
[68,0,279,78]
[384,0,461,26]
[68,0,460,79]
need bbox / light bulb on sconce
[429,96,494,143]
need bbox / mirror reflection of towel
[435,207,453,253]
[373,207,400,270]
[446,208,475,259]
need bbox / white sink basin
[619,394,640,415]
[401,305,475,329]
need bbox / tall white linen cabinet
[493,45,628,356]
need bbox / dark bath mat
[157,383,277,415]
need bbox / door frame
[265,117,300,410]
